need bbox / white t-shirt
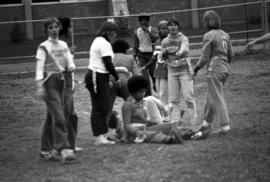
[88,37,114,73]
[35,38,75,80]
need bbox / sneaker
[134,131,147,143]
[192,125,212,140]
[197,120,211,132]
[40,149,61,161]
[212,125,230,134]
[60,149,76,162]
[40,150,53,160]
[94,135,115,145]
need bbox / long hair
[43,17,62,35]
[96,21,119,40]
[203,10,221,30]
[58,17,71,36]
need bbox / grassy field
[0,54,270,182]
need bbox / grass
[0,54,270,182]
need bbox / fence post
[244,0,249,42]
[71,18,75,48]
[24,0,33,40]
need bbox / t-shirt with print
[35,38,75,81]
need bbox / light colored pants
[168,71,197,123]
[155,78,168,105]
[204,72,230,126]
[144,96,167,124]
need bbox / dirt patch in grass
[0,54,270,182]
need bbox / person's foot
[94,135,115,145]
[40,150,53,160]
[192,121,212,140]
[60,149,76,163]
[134,131,147,143]
[40,149,60,161]
[197,120,211,132]
[212,125,230,134]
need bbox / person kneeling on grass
[108,75,210,144]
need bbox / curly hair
[112,39,130,53]
[127,76,150,94]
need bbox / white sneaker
[213,125,230,134]
[94,135,115,145]
[60,149,76,162]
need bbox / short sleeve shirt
[88,37,114,73]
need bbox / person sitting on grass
[109,75,210,144]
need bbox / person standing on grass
[246,32,270,49]
[193,10,234,134]
[161,19,197,124]
[153,20,169,105]
[133,13,159,96]
[57,16,82,152]
[35,17,76,162]
[84,21,120,145]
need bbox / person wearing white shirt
[35,18,76,162]
[84,21,120,145]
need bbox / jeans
[155,78,168,105]
[137,52,155,96]
[168,69,197,123]
[204,72,230,126]
[41,73,70,152]
[63,72,78,150]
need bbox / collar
[48,37,59,43]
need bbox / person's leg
[203,73,230,128]
[168,71,181,123]
[210,73,230,126]
[159,78,169,105]
[155,78,161,98]
[44,75,70,151]
[180,73,197,126]
[143,96,165,124]
[40,111,54,152]
[85,71,110,137]
[105,83,118,126]
[63,72,78,150]
[138,54,152,96]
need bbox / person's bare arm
[247,33,270,49]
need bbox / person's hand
[68,66,76,72]
[176,50,188,58]
[175,51,182,56]
[190,69,195,80]
[70,45,77,54]
[193,65,200,77]
[36,82,45,100]
[246,41,255,50]
[141,66,146,70]
[142,25,150,33]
